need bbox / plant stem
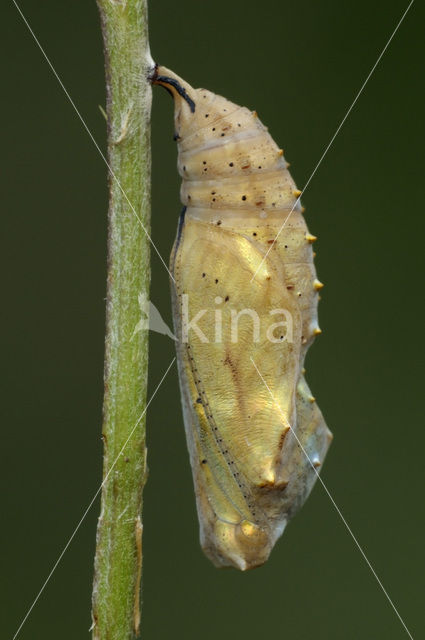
[92,1,152,638]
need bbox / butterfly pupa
[151,65,333,570]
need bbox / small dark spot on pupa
[216,220,222,225]
[267,239,274,244]
[188,194,191,200]
[229,162,234,167]
[203,161,207,164]
[183,165,186,171]
[220,133,225,137]
[237,123,241,127]
[242,195,247,201]
[202,273,206,277]
[196,397,202,404]
[212,198,216,202]
[284,245,288,249]
[212,127,216,131]
[211,191,216,195]
[287,285,294,290]
[225,295,229,302]
[201,459,207,464]
[253,232,257,236]
[258,166,262,169]
[215,279,219,284]
[205,114,209,118]
[203,168,207,172]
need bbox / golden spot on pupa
[240,521,257,537]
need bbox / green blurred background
[2,1,423,638]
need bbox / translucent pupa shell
[152,66,333,570]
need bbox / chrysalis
[152,66,333,570]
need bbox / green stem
[92,1,151,638]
